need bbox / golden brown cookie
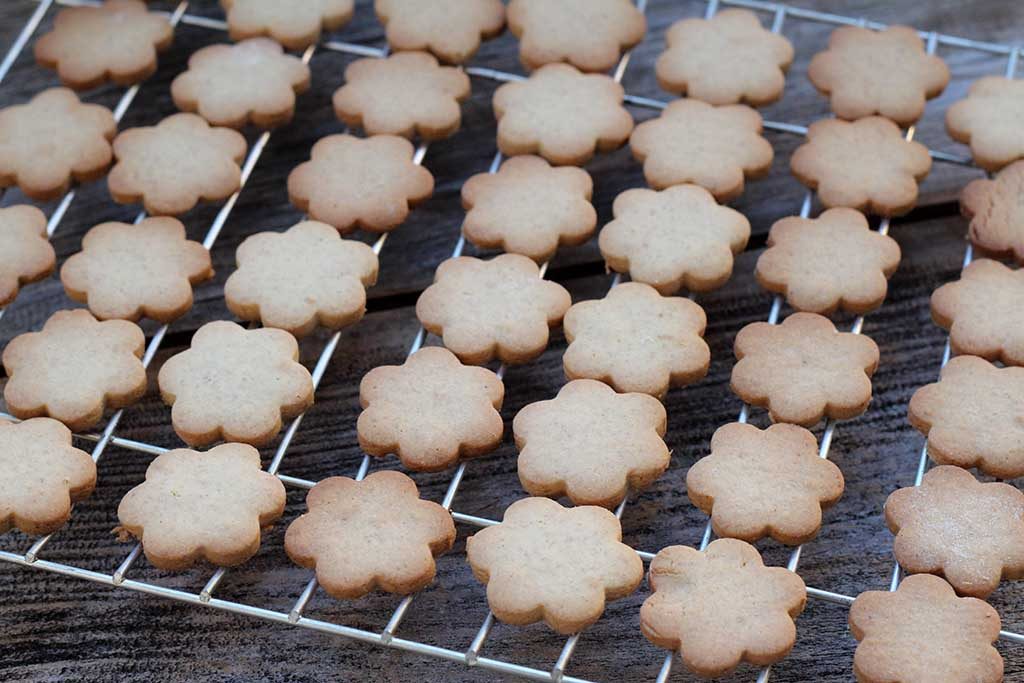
[374,0,506,65]
[960,160,1024,263]
[947,77,1024,172]
[221,0,354,50]
[0,205,55,308]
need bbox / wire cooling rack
[0,1,1022,681]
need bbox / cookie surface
[960,160,1024,264]
[221,0,354,50]
[947,76,1024,172]
[0,205,55,308]
[374,0,505,64]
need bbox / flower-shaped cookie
[732,312,880,426]
[224,221,378,337]
[117,443,286,570]
[222,0,354,50]
[171,38,311,129]
[285,471,455,598]
[808,25,950,126]
[374,0,506,65]
[493,63,634,166]
[641,539,806,678]
[961,160,1024,264]
[630,99,773,201]
[0,88,116,201]
[415,254,572,365]
[598,185,750,294]
[357,347,504,472]
[157,321,314,447]
[563,282,710,398]
[947,77,1024,172]
[755,207,902,315]
[0,205,55,307]
[513,379,669,508]
[287,134,434,234]
[791,116,932,217]
[687,422,844,545]
[885,466,1024,598]
[34,0,173,90]
[2,309,145,432]
[0,418,96,535]
[466,496,643,634]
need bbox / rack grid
[0,0,1022,681]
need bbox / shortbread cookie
[357,347,504,472]
[34,0,173,90]
[157,321,314,447]
[599,185,750,294]
[375,0,505,64]
[687,422,844,545]
[461,155,596,263]
[285,471,455,598]
[790,116,932,217]
[493,64,633,166]
[732,312,880,426]
[656,9,794,106]
[630,99,773,201]
[513,379,669,508]
[117,443,286,570]
[222,0,354,50]
[755,207,901,315]
[960,161,1024,263]
[563,282,710,398]
[0,418,96,536]
[0,205,55,307]
[466,496,643,634]
[947,77,1024,172]
[808,25,950,126]
[171,38,311,129]
[885,466,1024,598]
[415,254,571,365]
[909,356,1024,479]
[641,539,806,678]
[288,134,434,234]
[224,221,378,337]
[2,310,145,432]
[0,88,116,201]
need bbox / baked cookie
[790,116,932,217]
[287,134,434,234]
[374,0,506,65]
[493,63,633,166]
[0,205,55,308]
[960,160,1024,263]
[221,0,354,50]
[357,346,504,472]
[629,99,773,201]
[466,496,643,634]
[641,539,806,678]
[598,185,750,294]
[461,155,596,263]
[117,443,286,570]
[171,38,311,129]
[2,310,145,432]
[755,207,902,315]
[513,379,669,508]
[947,77,1024,172]
[224,221,378,338]
[285,471,455,598]
[157,321,314,447]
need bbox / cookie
[461,155,596,263]
[0,88,116,201]
[61,217,213,323]
[34,0,173,90]
[374,0,505,65]
[284,470,455,598]
[466,496,643,634]
[790,116,932,217]
[415,254,571,365]
[0,205,55,308]
[947,77,1024,172]
[157,321,314,447]
[117,443,286,570]
[807,25,950,126]
[885,465,1024,598]
[629,99,773,201]
[755,207,902,315]
[0,418,96,536]
[960,160,1024,263]
[493,63,633,166]
[171,38,311,129]
[656,9,794,106]
[513,379,669,508]
[357,347,504,472]
[221,0,354,50]
[641,539,806,678]
[686,422,844,545]
[598,185,750,294]
[2,310,145,432]
[731,312,880,427]
[224,221,378,338]
[287,134,434,234]
[563,282,710,398]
